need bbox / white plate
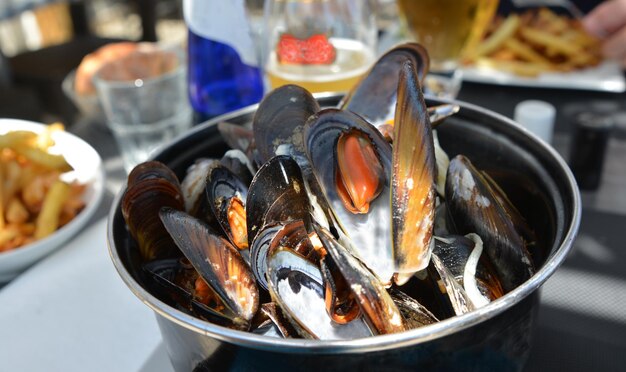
[0,119,105,282]
[462,60,626,92]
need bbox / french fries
[464,8,603,77]
[469,15,521,60]
[35,180,70,239]
[0,125,85,253]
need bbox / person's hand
[583,0,626,66]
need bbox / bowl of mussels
[107,43,581,372]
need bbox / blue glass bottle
[183,0,265,122]
[187,30,264,122]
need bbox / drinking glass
[397,0,499,98]
[94,45,193,172]
[261,0,378,94]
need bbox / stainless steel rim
[107,95,581,353]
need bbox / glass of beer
[397,0,499,98]
[261,0,377,94]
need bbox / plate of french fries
[0,119,105,282]
[462,8,626,92]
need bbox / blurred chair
[0,0,157,123]
[0,41,43,121]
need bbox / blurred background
[0,0,186,124]
[0,0,608,126]
[0,0,609,125]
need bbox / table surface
[460,83,626,371]
[3,79,626,371]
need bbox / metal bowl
[107,94,580,372]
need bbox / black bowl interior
[111,96,573,323]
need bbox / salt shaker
[514,100,556,144]
[568,112,614,191]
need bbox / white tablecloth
[0,218,168,371]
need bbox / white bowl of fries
[0,119,105,282]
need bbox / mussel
[120,41,543,342]
[253,84,320,165]
[389,288,438,329]
[251,85,333,231]
[314,224,405,335]
[251,302,298,338]
[319,249,360,324]
[434,234,504,307]
[206,165,249,250]
[122,161,184,261]
[142,258,237,327]
[250,220,319,291]
[246,156,314,247]
[305,108,395,283]
[390,60,437,285]
[220,149,255,186]
[304,60,436,286]
[217,121,255,158]
[159,208,259,329]
[340,43,429,128]
[445,155,535,293]
[266,245,372,340]
[180,158,220,219]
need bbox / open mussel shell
[220,149,255,187]
[251,85,333,230]
[319,252,361,324]
[445,155,535,293]
[207,165,249,250]
[391,60,437,285]
[252,84,320,164]
[250,220,319,291]
[122,161,184,261]
[143,258,194,308]
[258,302,298,338]
[434,234,504,305]
[339,42,429,129]
[305,108,395,284]
[433,131,450,197]
[142,259,237,328]
[159,208,259,328]
[314,224,405,335]
[481,171,538,255]
[266,246,372,340]
[249,224,283,291]
[430,253,474,316]
[388,288,438,330]
[374,104,460,144]
[400,254,474,320]
[429,104,460,128]
[434,199,450,236]
[246,155,312,246]
[217,121,255,156]
[252,320,283,338]
[180,158,220,218]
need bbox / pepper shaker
[568,111,614,191]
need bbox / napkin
[0,218,164,372]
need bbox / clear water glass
[94,46,193,172]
